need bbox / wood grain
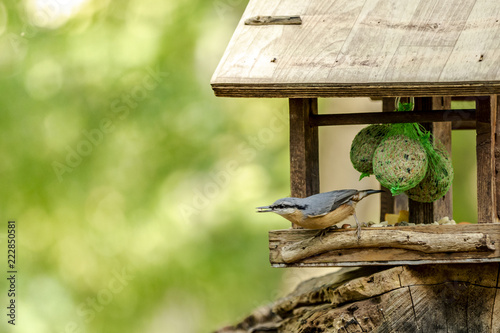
[309,109,475,126]
[497,94,500,224]
[280,229,494,263]
[431,96,453,220]
[289,98,319,199]
[269,224,500,266]
[440,0,500,81]
[212,0,500,97]
[212,83,500,98]
[217,265,500,332]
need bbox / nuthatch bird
[257,189,383,239]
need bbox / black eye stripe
[272,203,307,210]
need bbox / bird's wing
[304,189,359,217]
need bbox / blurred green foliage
[0,1,482,332]
[451,101,477,223]
[0,1,289,332]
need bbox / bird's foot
[353,213,362,242]
[312,226,338,242]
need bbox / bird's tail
[357,189,384,200]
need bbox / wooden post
[497,95,500,222]
[431,97,453,220]
[288,98,319,197]
[476,96,497,223]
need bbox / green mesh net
[350,124,390,179]
[406,144,454,202]
[373,134,428,194]
[350,100,454,200]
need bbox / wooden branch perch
[281,229,495,263]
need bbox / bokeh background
[0,1,477,332]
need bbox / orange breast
[297,204,355,229]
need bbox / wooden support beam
[452,120,476,130]
[476,96,498,223]
[431,97,453,221]
[309,109,475,127]
[497,95,500,222]
[289,98,319,198]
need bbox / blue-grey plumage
[257,189,383,239]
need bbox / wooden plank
[325,0,421,83]
[212,0,500,97]
[289,98,319,200]
[441,0,500,81]
[384,46,454,82]
[309,109,476,126]
[272,0,367,82]
[280,228,494,263]
[476,96,497,223]
[269,224,500,266]
[211,83,500,98]
[401,0,476,47]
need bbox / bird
[256,189,383,239]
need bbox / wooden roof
[211,0,500,98]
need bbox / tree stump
[216,264,500,333]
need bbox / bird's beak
[256,206,273,213]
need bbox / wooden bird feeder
[211,0,500,267]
